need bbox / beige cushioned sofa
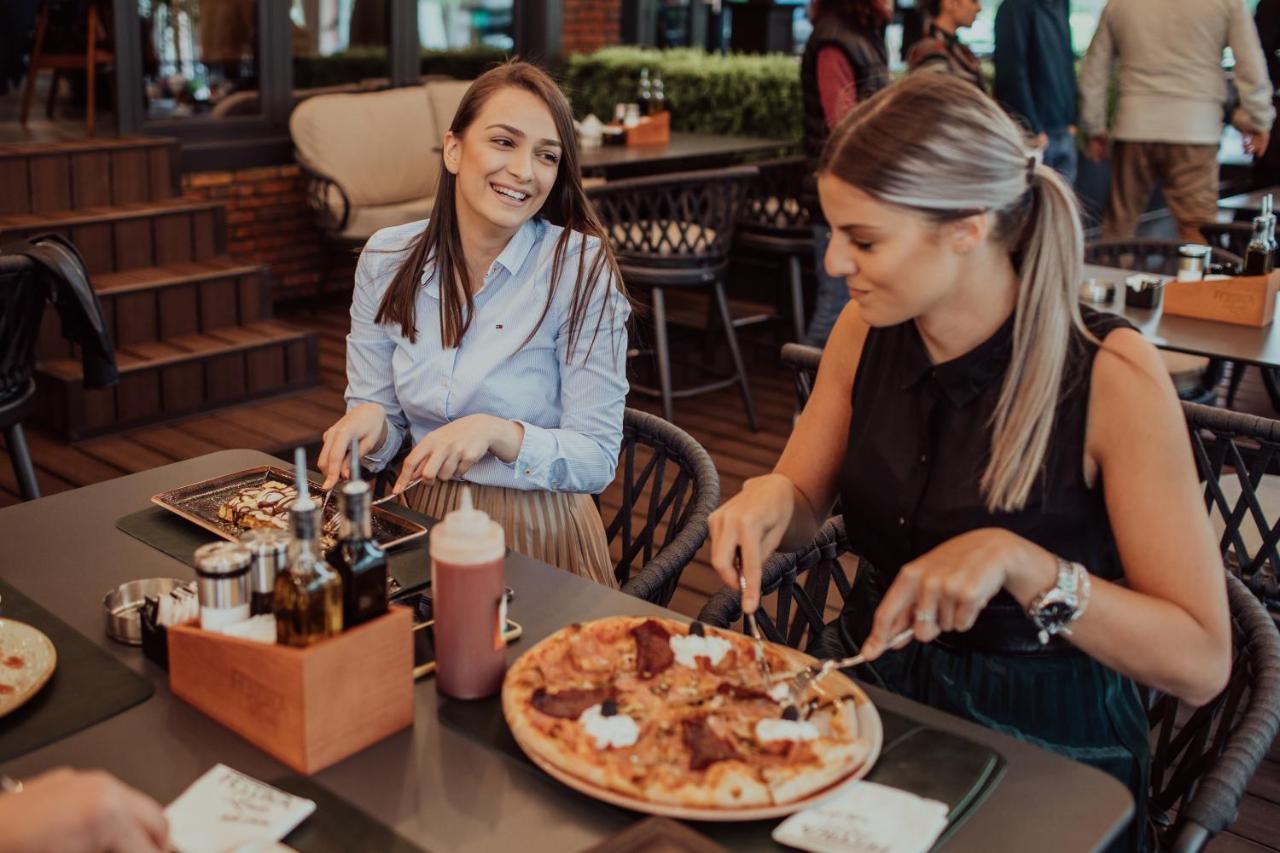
[289,79,472,244]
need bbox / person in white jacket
[1080,0,1275,242]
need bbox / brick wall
[562,0,622,54]
[181,165,356,301]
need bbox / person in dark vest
[1252,0,1280,189]
[799,0,891,348]
[907,0,987,92]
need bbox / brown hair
[374,61,625,361]
[819,73,1087,513]
[811,0,892,29]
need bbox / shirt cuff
[511,420,557,488]
[360,416,404,473]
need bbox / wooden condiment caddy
[167,606,414,774]
[625,110,670,147]
[1162,270,1280,326]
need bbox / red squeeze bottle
[430,486,507,699]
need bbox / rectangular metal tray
[151,466,426,551]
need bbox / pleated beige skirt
[404,480,619,590]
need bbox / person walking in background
[1080,0,1273,242]
[1251,0,1280,189]
[799,0,892,348]
[993,0,1078,183]
[907,0,986,92]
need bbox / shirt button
[897,516,906,526]
[524,469,533,476]
[440,379,448,388]
[919,454,928,463]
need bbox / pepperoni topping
[0,685,11,694]
[631,619,674,679]
[530,686,612,720]
[2,656,22,670]
[682,717,740,771]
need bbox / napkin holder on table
[1162,270,1280,326]
[625,111,670,146]
[167,606,414,775]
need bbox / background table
[1217,187,1280,220]
[579,133,794,179]
[0,450,1133,852]
[1085,264,1280,368]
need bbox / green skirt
[863,642,1150,853]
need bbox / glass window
[292,0,391,90]
[419,0,514,51]
[967,0,1122,57]
[140,0,261,120]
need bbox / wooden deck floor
[1,295,1277,850]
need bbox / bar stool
[589,165,759,431]
[0,255,45,501]
[19,0,114,136]
[735,156,815,343]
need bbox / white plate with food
[0,619,57,717]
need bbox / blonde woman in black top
[709,75,1229,852]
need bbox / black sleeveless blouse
[838,306,1133,654]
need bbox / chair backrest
[0,253,48,404]
[607,408,720,605]
[1199,223,1255,260]
[738,156,813,236]
[697,514,857,651]
[1183,401,1280,611]
[290,85,441,208]
[781,342,822,411]
[1147,572,1280,851]
[588,165,758,269]
[1084,239,1243,276]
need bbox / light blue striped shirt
[347,217,631,494]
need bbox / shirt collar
[900,312,1016,407]
[929,23,959,45]
[419,217,543,297]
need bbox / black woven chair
[0,253,43,501]
[589,166,759,430]
[607,408,720,606]
[781,341,822,411]
[735,157,815,343]
[1184,401,1280,613]
[698,517,1280,853]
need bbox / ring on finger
[913,610,937,624]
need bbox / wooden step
[34,321,319,439]
[0,137,180,216]
[36,258,271,357]
[0,200,223,275]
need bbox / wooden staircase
[0,136,318,439]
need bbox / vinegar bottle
[430,487,506,699]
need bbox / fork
[736,550,771,687]
[773,628,915,708]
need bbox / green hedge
[293,46,508,89]
[562,48,801,141]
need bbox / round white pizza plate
[0,619,57,718]
[506,636,882,821]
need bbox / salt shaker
[1177,244,1212,282]
[193,541,252,631]
[240,528,290,616]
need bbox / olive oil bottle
[325,441,388,628]
[274,448,343,646]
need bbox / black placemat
[115,504,433,596]
[0,579,155,763]
[437,694,1005,846]
[272,776,427,853]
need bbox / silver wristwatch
[1027,558,1091,645]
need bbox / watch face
[1039,600,1074,625]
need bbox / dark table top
[1084,264,1280,367]
[0,450,1132,852]
[579,132,794,178]
[1217,187,1280,217]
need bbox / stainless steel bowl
[103,578,191,645]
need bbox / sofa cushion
[342,197,436,242]
[426,80,473,137]
[290,87,440,208]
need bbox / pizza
[502,616,872,809]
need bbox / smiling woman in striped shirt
[317,62,631,588]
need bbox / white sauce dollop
[768,683,792,704]
[669,633,733,669]
[579,704,640,749]
[755,718,820,744]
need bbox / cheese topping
[768,683,792,703]
[669,633,733,669]
[579,704,640,749]
[755,718,820,744]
